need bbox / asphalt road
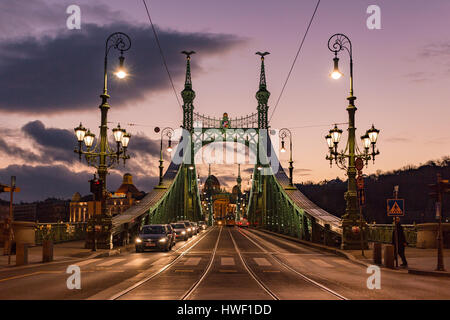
[0,226,449,300]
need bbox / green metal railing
[35,222,87,245]
[367,224,417,247]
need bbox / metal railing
[35,222,87,245]
[367,224,417,247]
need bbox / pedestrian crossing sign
[387,199,405,216]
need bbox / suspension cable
[142,0,182,109]
[269,0,321,122]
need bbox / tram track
[238,228,348,300]
[109,226,218,300]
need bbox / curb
[252,228,372,268]
[408,268,450,277]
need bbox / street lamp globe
[74,123,87,142]
[330,57,343,80]
[329,125,343,144]
[167,139,173,152]
[121,133,131,148]
[115,55,127,79]
[84,131,95,148]
[361,134,371,149]
[367,124,380,144]
[325,134,333,149]
[113,124,125,143]
[280,140,286,153]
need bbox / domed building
[69,173,145,222]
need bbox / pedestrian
[392,217,408,267]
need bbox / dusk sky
[1,0,449,202]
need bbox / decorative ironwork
[193,112,258,129]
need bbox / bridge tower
[255,52,270,129]
[235,164,242,221]
[181,51,196,132]
[180,51,201,222]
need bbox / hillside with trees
[296,157,450,224]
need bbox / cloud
[403,71,434,83]
[0,164,158,203]
[384,137,411,143]
[0,22,243,114]
[0,138,42,163]
[127,133,160,158]
[419,42,450,59]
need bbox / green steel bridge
[111,51,342,248]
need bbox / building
[69,173,145,222]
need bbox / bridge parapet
[367,224,417,247]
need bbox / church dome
[203,175,220,194]
[71,192,81,202]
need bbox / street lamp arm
[103,32,131,95]
[328,33,354,96]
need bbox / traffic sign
[387,199,405,216]
[358,189,365,206]
[357,176,364,189]
[355,158,364,171]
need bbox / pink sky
[1,0,450,196]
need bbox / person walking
[392,217,408,267]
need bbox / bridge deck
[112,161,181,233]
[274,164,342,233]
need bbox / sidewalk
[0,241,124,270]
[255,228,450,277]
[347,244,450,277]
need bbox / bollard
[373,242,382,265]
[42,240,54,263]
[16,243,29,266]
[384,244,395,269]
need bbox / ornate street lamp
[154,127,174,187]
[325,33,381,250]
[279,128,295,189]
[73,32,131,250]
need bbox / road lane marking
[221,257,235,266]
[263,270,280,273]
[75,259,98,267]
[253,257,272,266]
[310,259,333,267]
[184,257,201,266]
[174,269,194,273]
[219,269,237,273]
[97,258,125,267]
[0,271,62,283]
[124,258,149,267]
[332,259,354,267]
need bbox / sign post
[355,158,365,257]
[387,188,405,268]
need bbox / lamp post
[154,127,174,187]
[74,32,131,250]
[326,33,380,250]
[279,128,295,189]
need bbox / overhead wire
[142,0,182,109]
[269,0,321,123]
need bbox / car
[238,219,250,228]
[178,221,194,237]
[191,222,199,234]
[198,221,207,230]
[171,222,189,241]
[135,224,175,252]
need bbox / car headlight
[135,238,142,243]
[181,231,186,235]
[187,228,191,232]
[158,238,167,243]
